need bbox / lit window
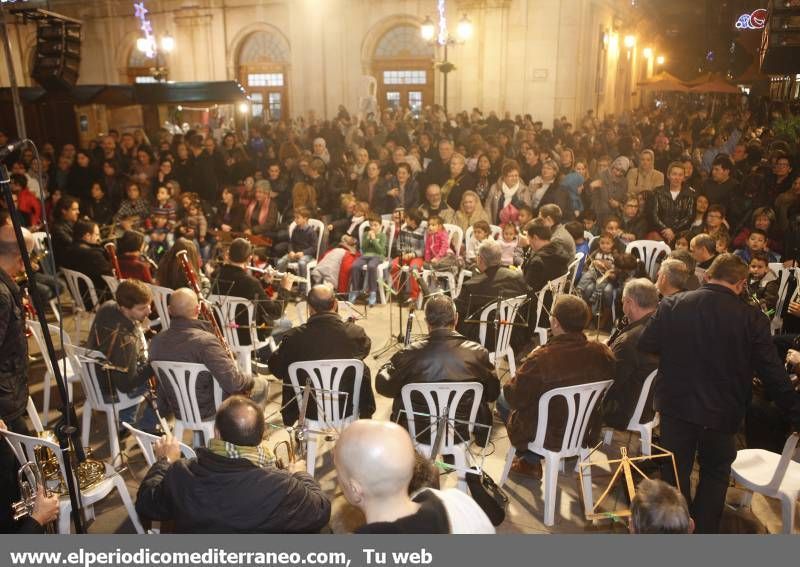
[383,70,427,85]
[248,73,284,87]
[135,75,157,84]
[408,91,423,112]
[251,93,264,117]
[268,92,282,120]
[386,92,401,108]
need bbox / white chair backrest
[400,382,484,450]
[151,361,222,425]
[464,224,501,258]
[146,284,173,330]
[295,300,308,325]
[64,344,119,410]
[766,432,800,493]
[625,240,671,280]
[533,380,613,453]
[477,295,527,356]
[443,223,464,256]
[121,422,196,466]
[567,252,585,290]
[1,429,68,489]
[32,231,49,253]
[769,262,784,274]
[772,267,799,329]
[207,294,258,349]
[628,369,658,428]
[102,275,120,295]
[288,218,326,260]
[287,359,364,429]
[357,219,396,254]
[27,320,69,377]
[60,268,98,312]
[533,273,569,327]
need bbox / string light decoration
[437,0,448,46]
[134,1,156,58]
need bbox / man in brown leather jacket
[499,295,615,477]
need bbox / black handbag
[465,467,508,526]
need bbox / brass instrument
[104,242,123,280]
[11,461,53,531]
[34,431,105,495]
[273,384,311,469]
[176,249,237,363]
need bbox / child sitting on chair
[391,209,426,301]
[276,207,317,293]
[499,222,523,267]
[349,215,388,306]
[465,220,492,268]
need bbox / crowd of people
[1,96,800,534]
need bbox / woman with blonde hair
[452,190,490,233]
[291,181,318,216]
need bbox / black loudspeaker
[32,19,81,90]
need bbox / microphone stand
[1,163,85,533]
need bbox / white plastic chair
[531,273,569,345]
[498,379,613,526]
[27,320,81,425]
[1,428,144,534]
[769,262,784,274]
[602,369,659,455]
[65,344,144,463]
[101,275,120,295]
[287,359,364,477]
[463,224,502,261]
[208,294,271,377]
[146,283,173,330]
[421,223,465,298]
[60,268,99,340]
[730,432,800,534]
[567,252,585,293]
[477,295,527,378]
[121,422,196,466]
[150,361,223,448]
[357,219,396,304]
[625,240,671,281]
[287,218,326,293]
[400,382,484,492]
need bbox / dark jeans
[496,392,541,465]
[659,413,737,534]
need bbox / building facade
[0,0,648,123]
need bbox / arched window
[372,24,435,113]
[237,30,290,120]
[127,46,162,84]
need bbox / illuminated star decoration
[134,1,156,58]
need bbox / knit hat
[612,156,631,173]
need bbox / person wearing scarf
[244,180,279,238]
[135,396,331,533]
[484,160,534,225]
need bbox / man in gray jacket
[149,288,268,419]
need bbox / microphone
[0,140,26,160]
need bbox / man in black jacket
[700,155,738,209]
[639,254,800,533]
[50,197,80,267]
[136,396,330,533]
[0,226,35,531]
[268,284,375,425]
[602,278,659,431]
[522,219,568,339]
[377,295,498,446]
[211,238,292,349]
[456,240,529,351]
[61,220,113,308]
[650,163,696,244]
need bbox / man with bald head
[137,396,330,533]
[0,225,35,529]
[149,288,267,420]
[336,420,450,533]
[269,283,374,425]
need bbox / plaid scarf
[207,438,276,468]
